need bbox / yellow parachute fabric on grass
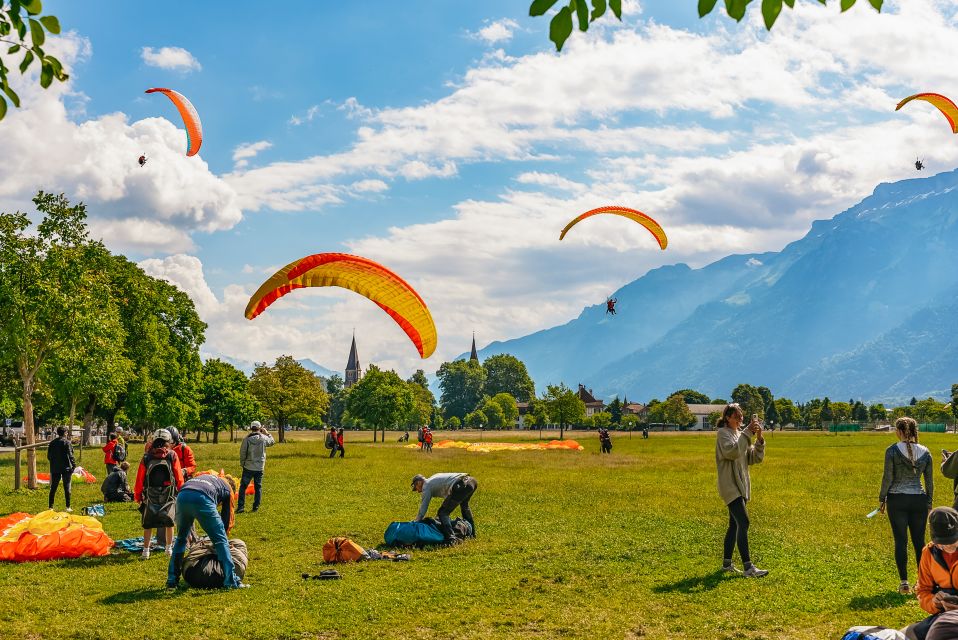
[559,206,668,250]
[896,93,958,133]
[405,439,583,453]
[0,510,113,562]
[245,253,437,359]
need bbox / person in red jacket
[102,432,120,475]
[134,429,184,559]
[168,427,196,481]
[336,428,345,458]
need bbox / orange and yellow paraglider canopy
[245,253,437,359]
[0,510,113,562]
[559,206,668,249]
[145,87,204,156]
[896,93,958,134]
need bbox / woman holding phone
[715,403,768,578]
[879,416,933,595]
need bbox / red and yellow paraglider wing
[0,510,113,562]
[559,206,668,249]
[896,93,958,134]
[145,88,204,155]
[245,253,437,359]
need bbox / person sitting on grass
[166,473,248,589]
[101,461,133,502]
[411,472,478,542]
[912,507,958,639]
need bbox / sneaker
[229,582,251,589]
[251,506,259,513]
[236,507,245,514]
[65,508,73,513]
[898,581,912,595]
[743,565,769,578]
[140,549,150,560]
[722,564,743,575]
[165,546,173,557]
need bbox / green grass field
[0,431,948,639]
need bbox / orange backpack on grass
[323,537,366,563]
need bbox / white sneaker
[722,564,743,575]
[164,546,173,557]
[743,565,769,578]
[140,549,150,560]
[64,508,73,513]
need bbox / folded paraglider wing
[0,510,113,562]
[559,206,668,250]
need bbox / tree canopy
[436,359,486,420]
[483,354,535,402]
[249,355,328,442]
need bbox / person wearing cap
[237,421,274,513]
[913,507,958,639]
[114,426,126,448]
[411,472,478,542]
[134,429,184,559]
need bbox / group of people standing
[417,425,434,452]
[325,427,345,458]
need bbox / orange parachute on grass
[245,253,437,358]
[896,93,958,134]
[145,87,203,156]
[0,510,113,562]
[405,439,584,453]
[559,206,668,249]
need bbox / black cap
[931,507,958,545]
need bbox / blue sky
[5,0,958,377]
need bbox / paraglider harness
[915,158,924,171]
[138,154,147,168]
[140,452,177,528]
[112,440,127,463]
[606,298,617,315]
[324,430,336,450]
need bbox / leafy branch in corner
[0,0,68,120]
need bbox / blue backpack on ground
[384,521,445,546]
[841,627,906,640]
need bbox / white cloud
[289,104,322,126]
[232,140,272,169]
[473,19,519,45]
[140,46,201,72]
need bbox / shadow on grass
[848,591,912,611]
[652,570,727,594]
[100,587,180,605]
[60,552,138,568]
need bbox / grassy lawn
[0,430,947,639]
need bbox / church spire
[345,332,362,387]
[470,332,479,362]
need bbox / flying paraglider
[896,93,958,134]
[145,87,203,156]
[606,298,617,315]
[138,154,147,168]
[559,206,668,250]
[915,158,924,171]
[245,253,437,359]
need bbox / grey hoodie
[239,431,275,472]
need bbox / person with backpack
[336,428,345,458]
[168,427,197,481]
[417,426,424,450]
[411,472,478,542]
[715,403,769,578]
[598,427,612,454]
[134,429,184,560]
[101,461,133,502]
[102,432,124,476]
[879,416,933,595]
[47,426,76,512]
[909,507,958,640]
[237,421,274,514]
[424,428,433,453]
[166,473,248,589]
[326,426,338,458]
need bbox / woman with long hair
[715,403,768,578]
[879,416,933,594]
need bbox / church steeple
[345,333,362,387]
[470,332,478,362]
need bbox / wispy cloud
[140,46,201,72]
[472,18,520,45]
[232,140,273,169]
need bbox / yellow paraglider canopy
[896,93,958,134]
[559,206,668,250]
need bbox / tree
[345,365,413,442]
[0,192,106,488]
[200,359,257,444]
[774,398,799,426]
[673,389,710,405]
[711,398,728,405]
[530,0,884,51]
[408,369,429,390]
[326,374,344,395]
[593,411,612,428]
[756,386,775,417]
[621,414,638,430]
[482,354,535,402]
[707,410,722,429]
[436,359,485,420]
[820,397,834,424]
[249,355,328,443]
[648,393,695,428]
[608,397,622,424]
[0,3,69,120]
[851,401,868,422]
[868,403,888,422]
[464,410,486,429]
[405,377,436,429]
[731,384,764,420]
[910,397,918,406]
[489,393,519,425]
[952,385,958,422]
[445,416,461,430]
[830,401,852,423]
[543,383,585,439]
[478,400,507,429]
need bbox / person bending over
[411,472,478,542]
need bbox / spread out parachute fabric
[25,466,96,485]
[559,206,668,249]
[0,510,114,562]
[405,439,583,453]
[896,93,958,133]
[145,87,204,156]
[245,253,437,359]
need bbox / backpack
[841,627,906,640]
[324,432,335,450]
[183,537,248,588]
[322,537,367,563]
[383,521,446,546]
[113,441,127,463]
[140,454,176,528]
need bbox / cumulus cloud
[473,18,519,45]
[140,46,201,72]
[232,140,273,169]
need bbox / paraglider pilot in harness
[138,154,147,168]
[606,298,617,315]
[916,158,925,171]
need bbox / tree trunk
[212,418,219,444]
[279,417,286,443]
[81,394,97,446]
[230,424,235,442]
[22,376,37,490]
[560,423,565,440]
[68,397,77,441]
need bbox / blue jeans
[167,490,239,588]
[238,468,263,510]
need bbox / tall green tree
[482,354,535,402]
[608,396,622,424]
[478,392,518,429]
[0,192,105,488]
[249,355,329,443]
[345,365,413,442]
[868,403,887,422]
[436,359,486,420]
[648,393,695,428]
[952,384,958,422]
[851,401,868,422]
[774,398,799,426]
[405,375,436,429]
[543,383,585,439]
[731,384,765,420]
[200,359,257,444]
[672,389,710,405]
[408,369,430,390]
[820,397,834,424]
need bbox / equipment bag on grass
[140,455,176,529]
[384,521,445,546]
[323,537,367,563]
[841,627,906,640]
[183,537,248,588]
[325,431,336,450]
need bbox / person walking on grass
[336,428,345,458]
[910,507,958,640]
[879,416,933,595]
[102,432,121,476]
[411,472,478,542]
[237,421,274,513]
[715,403,768,578]
[47,426,76,513]
[134,429,184,560]
[327,426,338,458]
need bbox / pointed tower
[345,333,362,388]
[470,333,479,362]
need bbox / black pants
[723,497,751,565]
[49,469,72,509]
[600,440,612,453]
[338,444,344,458]
[886,493,928,581]
[328,444,338,458]
[437,476,477,539]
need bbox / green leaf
[698,0,719,17]
[39,61,52,88]
[840,0,856,11]
[573,0,589,31]
[0,95,6,121]
[783,0,794,7]
[0,21,10,36]
[7,45,20,54]
[529,0,560,16]
[2,83,20,108]
[16,18,27,40]
[28,18,44,47]
[609,0,621,19]
[549,5,574,51]
[762,0,782,29]
[46,54,66,81]
[22,0,42,15]
[868,0,882,9]
[19,50,33,73]
[725,0,752,21]
[591,0,606,21]
[38,15,59,34]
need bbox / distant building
[470,333,479,362]
[345,334,362,388]
[687,403,727,430]
[622,400,647,420]
[577,384,605,417]
[516,401,530,429]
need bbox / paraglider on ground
[405,439,583,453]
[0,510,113,562]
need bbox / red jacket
[337,433,344,446]
[102,440,118,465]
[172,443,196,479]
[133,448,184,502]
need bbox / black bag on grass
[183,537,248,588]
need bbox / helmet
[168,426,183,445]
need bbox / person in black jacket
[47,426,76,512]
